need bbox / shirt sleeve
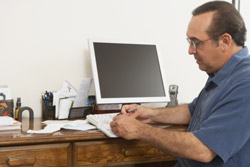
[192,80,250,163]
[188,97,198,116]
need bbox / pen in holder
[42,97,55,120]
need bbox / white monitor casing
[88,39,169,104]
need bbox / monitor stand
[93,103,141,114]
[94,104,122,114]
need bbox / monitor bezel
[88,38,169,104]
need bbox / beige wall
[1,0,239,117]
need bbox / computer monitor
[88,39,169,104]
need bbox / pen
[118,106,140,115]
[127,106,140,113]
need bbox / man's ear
[219,33,232,52]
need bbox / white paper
[27,120,96,134]
[0,116,14,126]
[62,120,96,131]
[53,81,78,118]
[27,124,64,134]
[61,80,78,95]
[73,78,92,108]
[53,91,73,118]
[58,98,74,119]
[42,120,75,125]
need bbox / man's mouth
[194,55,202,65]
[196,59,202,64]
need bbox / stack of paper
[53,79,92,119]
[58,98,74,119]
[53,80,78,119]
[0,116,21,131]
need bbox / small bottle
[15,97,21,119]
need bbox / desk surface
[0,118,187,167]
[0,118,187,146]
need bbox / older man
[111,1,250,166]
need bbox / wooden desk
[0,118,187,167]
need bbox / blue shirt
[177,47,250,167]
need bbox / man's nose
[188,45,197,55]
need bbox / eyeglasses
[186,37,217,50]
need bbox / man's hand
[110,114,146,140]
[121,104,154,123]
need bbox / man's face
[186,12,223,75]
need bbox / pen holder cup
[42,98,55,120]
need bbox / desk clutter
[27,119,96,134]
[0,116,22,131]
[0,87,13,117]
[38,79,124,137]
[42,79,93,120]
[0,86,34,122]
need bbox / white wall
[0,0,233,117]
[240,0,250,47]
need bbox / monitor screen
[88,39,169,104]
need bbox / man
[110,1,250,166]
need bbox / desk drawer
[0,143,71,167]
[74,140,175,167]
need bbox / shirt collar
[205,46,249,89]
